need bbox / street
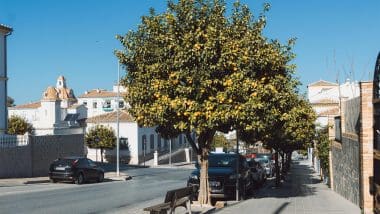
[0,166,194,214]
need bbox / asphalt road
[0,167,194,214]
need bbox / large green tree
[7,115,33,135]
[85,125,116,163]
[116,0,294,204]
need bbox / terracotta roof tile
[319,108,339,116]
[11,101,41,109]
[86,110,135,123]
[308,80,338,87]
[310,98,339,104]
[78,89,126,98]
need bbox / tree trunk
[286,152,291,171]
[274,150,280,187]
[100,148,104,163]
[198,147,211,205]
[280,152,285,173]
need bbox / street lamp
[116,61,120,176]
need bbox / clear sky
[1,0,380,105]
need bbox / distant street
[0,166,194,214]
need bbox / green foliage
[316,127,330,171]
[85,125,116,150]
[211,132,229,150]
[7,96,15,107]
[7,115,33,135]
[116,0,295,143]
[115,0,298,203]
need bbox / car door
[86,158,98,179]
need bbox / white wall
[78,96,126,118]
[86,122,140,164]
[8,108,39,124]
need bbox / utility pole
[236,130,240,201]
[116,61,120,176]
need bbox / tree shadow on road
[253,161,320,199]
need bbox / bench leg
[186,200,192,214]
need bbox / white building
[77,86,127,118]
[9,76,84,135]
[308,79,360,127]
[0,24,12,135]
[86,110,187,165]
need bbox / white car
[255,158,274,178]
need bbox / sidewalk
[216,160,361,214]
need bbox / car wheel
[97,172,104,183]
[75,173,84,185]
[49,178,57,183]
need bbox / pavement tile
[215,160,361,214]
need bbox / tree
[315,126,330,180]
[116,0,294,204]
[85,125,116,163]
[211,132,229,151]
[7,115,33,135]
[7,96,15,107]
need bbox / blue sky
[1,0,380,105]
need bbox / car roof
[61,156,85,160]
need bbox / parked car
[187,153,254,200]
[48,156,104,184]
[255,157,275,178]
[247,159,266,186]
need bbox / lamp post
[236,130,239,201]
[116,61,120,176]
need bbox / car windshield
[208,155,237,168]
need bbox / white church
[9,76,85,135]
[9,75,187,165]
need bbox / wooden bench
[143,186,193,214]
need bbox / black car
[49,157,104,184]
[187,153,254,200]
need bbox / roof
[310,98,339,104]
[308,80,338,87]
[318,108,339,116]
[78,89,121,98]
[0,24,12,34]
[86,110,135,123]
[42,86,60,101]
[11,101,41,109]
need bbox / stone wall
[331,136,360,206]
[31,134,84,177]
[0,144,32,178]
[0,134,84,178]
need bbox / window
[179,135,183,145]
[142,135,147,150]
[157,135,161,149]
[103,100,111,108]
[93,102,97,109]
[120,138,129,150]
[150,134,155,149]
[119,101,124,108]
[83,101,87,106]
[335,116,342,142]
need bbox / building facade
[77,86,127,118]
[0,24,12,135]
[9,76,84,135]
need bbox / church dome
[42,86,59,101]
